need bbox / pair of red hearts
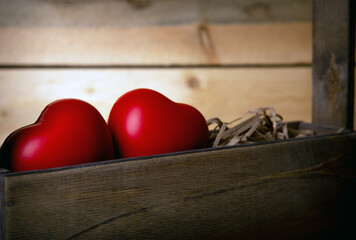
[0,89,209,172]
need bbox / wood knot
[317,151,356,178]
[186,76,200,90]
[243,2,273,20]
[86,87,95,94]
[126,0,150,9]
[1,110,8,118]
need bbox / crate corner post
[312,0,355,129]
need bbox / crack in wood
[186,151,356,201]
[66,151,356,239]
[237,151,356,184]
[266,150,356,179]
[325,53,342,112]
[66,206,152,239]
[198,24,219,64]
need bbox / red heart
[0,99,114,172]
[108,89,209,158]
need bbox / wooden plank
[0,0,312,27]
[2,132,356,239]
[0,22,312,65]
[0,169,5,240]
[312,0,355,129]
[0,68,312,144]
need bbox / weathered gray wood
[312,0,355,129]
[0,173,5,240]
[1,132,356,239]
[0,0,312,27]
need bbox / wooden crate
[0,0,356,239]
[1,123,355,239]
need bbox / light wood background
[0,0,348,144]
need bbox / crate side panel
[4,133,356,239]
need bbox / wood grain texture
[1,132,356,239]
[0,67,312,144]
[0,170,5,240]
[0,0,312,65]
[0,1,355,239]
[0,22,312,65]
[0,0,312,27]
[312,0,355,129]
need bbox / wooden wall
[0,0,320,143]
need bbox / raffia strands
[207,107,314,148]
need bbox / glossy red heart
[0,99,114,172]
[108,89,209,158]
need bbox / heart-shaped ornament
[108,89,209,158]
[0,99,114,172]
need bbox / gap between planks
[0,63,312,69]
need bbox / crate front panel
[2,132,356,239]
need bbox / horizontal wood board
[0,68,312,144]
[1,132,356,239]
[0,0,312,27]
[0,0,313,65]
[0,22,312,66]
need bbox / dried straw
[207,107,314,148]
